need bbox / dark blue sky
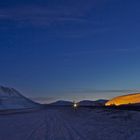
[0,0,140,102]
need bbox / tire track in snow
[26,111,47,140]
[44,109,86,140]
[44,109,74,140]
[26,122,46,140]
[25,108,97,140]
[57,109,87,140]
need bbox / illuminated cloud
[63,47,140,57]
[0,0,110,38]
[0,0,97,27]
[30,97,57,104]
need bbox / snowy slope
[0,107,140,140]
[0,86,39,110]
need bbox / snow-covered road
[0,107,140,140]
[27,108,88,140]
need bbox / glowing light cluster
[73,103,78,108]
[105,93,140,106]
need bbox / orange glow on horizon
[105,93,140,106]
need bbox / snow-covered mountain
[50,99,108,107]
[0,86,39,110]
[78,99,108,106]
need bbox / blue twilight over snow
[0,0,140,102]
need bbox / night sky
[0,0,140,103]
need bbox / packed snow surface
[0,107,140,140]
